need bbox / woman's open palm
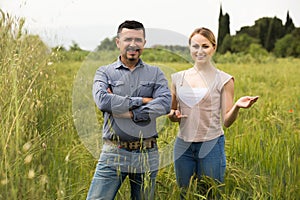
[236,96,259,109]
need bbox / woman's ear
[213,44,217,52]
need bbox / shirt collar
[115,56,144,69]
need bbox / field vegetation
[1,11,299,199]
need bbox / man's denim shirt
[92,58,171,141]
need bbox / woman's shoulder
[216,69,233,80]
[216,69,234,87]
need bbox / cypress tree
[265,17,285,51]
[285,11,295,34]
[217,4,230,53]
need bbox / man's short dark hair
[117,20,145,38]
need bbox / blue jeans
[174,135,226,189]
[86,143,159,200]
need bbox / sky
[1,0,299,50]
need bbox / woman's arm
[168,93,180,122]
[167,93,188,122]
[222,78,259,128]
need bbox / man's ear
[115,37,120,48]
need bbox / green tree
[284,11,295,34]
[247,43,268,58]
[230,34,259,53]
[237,25,259,38]
[96,36,117,51]
[217,4,230,53]
[273,34,293,57]
[274,28,300,57]
[237,17,285,52]
[69,40,82,51]
[264,17,285,51]
[218,34,232,54]
[256,17,272,50]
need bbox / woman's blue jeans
[174,135,226,188]
[86,143,159,200]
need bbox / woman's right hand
[168,109,187,122]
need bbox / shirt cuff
[131,108,150,122]
[129,97,143,109]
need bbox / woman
[168,27,258,197]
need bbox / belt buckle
[128,141,140,150]
[116,138,156,151]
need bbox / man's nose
[130,39,137,46]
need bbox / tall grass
[0,10,52,199]
[1,10,299,199]
[221,59,300,199]
[0,11,93,199]
[152,59,299,199]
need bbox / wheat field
[1,13,299,200]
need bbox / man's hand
[142,97,153,104]
[108,86,153,118]
[107,87,112,94]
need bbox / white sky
[1,0,299,50]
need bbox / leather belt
[104,138,157,151]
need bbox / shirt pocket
[138,81,155,97]
[110,80,125,95]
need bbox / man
[86,20,171,200]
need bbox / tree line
[218,6,300,57]
[54,6,300,58]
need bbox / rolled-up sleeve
[93,66,143,113]
[131,67,171,122]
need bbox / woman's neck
[193,61,217,85]
[193,61,215,73]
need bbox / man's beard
[128,57,136,61]
[126,46,141,61]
